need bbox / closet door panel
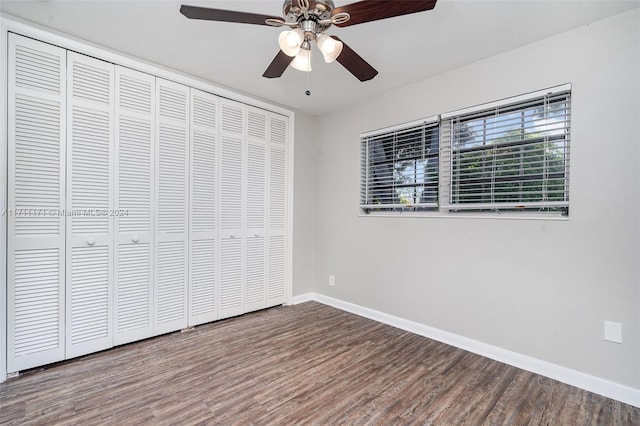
[218,237,242,317]
[267,115,288,306]
[245,108,267,311]
[114,67,155,345]
[65,52,115,358]
[218,100,245,318]
[157,241,187,327]
[7,34,67,372]
[155,79,189,334]
[267,234,286,305]
[189,89,219,326]
[245,236,266,310]
[190,239,216,325]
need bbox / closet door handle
[229,233,236,238]
[87,239,96,246]
[132,236,140,243]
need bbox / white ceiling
[1,0,638,115]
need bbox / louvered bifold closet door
[155,78,189,334]
[65,52,115,358]
[267,114,288,306]
[218,99,246,319]
[114,67,155,344]
[245,107,268,312]
[7,34,67,372]
[189,89,219,326]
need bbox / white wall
[311,8,640,389]
[292,111,315,296]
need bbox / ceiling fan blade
[180,5,282,26]
[332,0,437,27]
[263,51,294,79]
[332,36,378,82]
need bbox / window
[359,84,572,217]
[360,118,439,213]
[441,85,571,214]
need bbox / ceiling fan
[180,0,438,82]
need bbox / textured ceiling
[2,0,638,115]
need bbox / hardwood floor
[1,301,638,425]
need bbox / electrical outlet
[328,275,335,287]
[604,321,622,344]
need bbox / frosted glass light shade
[316,33,343,63]
[278,29,304,57]
[291,47,312,72]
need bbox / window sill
[359,210,569,221]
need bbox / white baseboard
[291,293,315,305]
[292,292,640,408]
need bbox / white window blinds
[441,84,571,213]
[360,118,439,213]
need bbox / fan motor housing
[282,0,335,23]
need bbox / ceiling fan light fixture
[316,33,343,63]
[278,28,304,56]
[291,44,312,72]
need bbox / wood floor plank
[1,301,638,425]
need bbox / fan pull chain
[305,66,311,96]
